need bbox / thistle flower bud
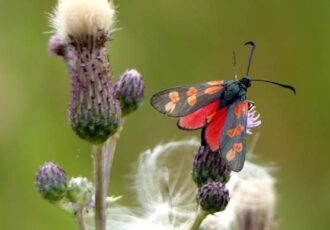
[192,146,231,187]
[50,0,120,143]
[36,162,67,202]
[67,177,94,206]
[114,69,145,115]
[197,181,229,214]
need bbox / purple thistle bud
[48,34,66,57]
[35,162,67,202]
[197,181,229,214]
[57,31,121,144]
[247,105,261,134]
[114,69,145,115]
[192,145,231,187]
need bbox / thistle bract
[67,177,94,206]
[50,0,120,143]
[114,69,145,115]
[197,181,229,214]
[48,34,66,57]
[36,162,67,202]
[192,145,231,187]
[65,41,121,143]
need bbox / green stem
[93,145,106,230]
[76,206,87,230]
[103,118,125,195]
[190,209,209,230]
[103,135,118,196]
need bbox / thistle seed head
[49,0,121,143]
[192,145,231,187]
[114,69,145,115]
[36,162,67,202]
[50,0,116,40]
[197,181,229,214]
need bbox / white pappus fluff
[51,0,115,39]
[105,139,276,230]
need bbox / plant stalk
[76,206,87,230]
[103,118,125,195]
[93,145,106,230]
[190,209,208,230]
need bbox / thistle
[114,69,145,116]
[247,105,261,134]
[36,162,67,202]
[50,0,120,144]
[67,177,94,207]
[233,162,276,230]
[192,145,231,187]
[197,181,230,214]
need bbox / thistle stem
[93,145,106,230]
[76,206,87,230]
[103,119,125,195]
[190,209,208,230]
[103,136,118,195]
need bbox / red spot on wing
[205,106,229,151]
[204,85,223,94]
[233,142,243,152]
[187,95,197,106]
[169,91,180,102]
[234,102,242,118]
[234,100,249,118]
[227,124,244,137]
[226,149,236,161]
[178,100,220,130]
[207,80,224,86]
[186,87,198,96]
[242,100,248,114]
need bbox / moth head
[240,77,251,88]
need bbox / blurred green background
[0,0,329,229]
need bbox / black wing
[151,80,225,117]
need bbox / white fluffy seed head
[51,0,115,39]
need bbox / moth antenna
[244,41,256,76]
[233,50,238,80]
[251,79,296,95]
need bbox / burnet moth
[151,41,296,171]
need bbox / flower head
[51,0,115,40]
[232,162,276,230]
[114,69,145,115]
[192,145,231,187]
[197,181,229,214]
[95,140,276,230]
[36,162,67,202]
[67,177,94,207]
[49,0,120,143]
[247,105,261,134]
[105,139,236,230]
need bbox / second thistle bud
[67,177,94,207]
[192,146,231,187]
[114,69,145,116]
[197,181,229,214]
[36,162,67,202]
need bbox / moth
[151,42,296,171]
